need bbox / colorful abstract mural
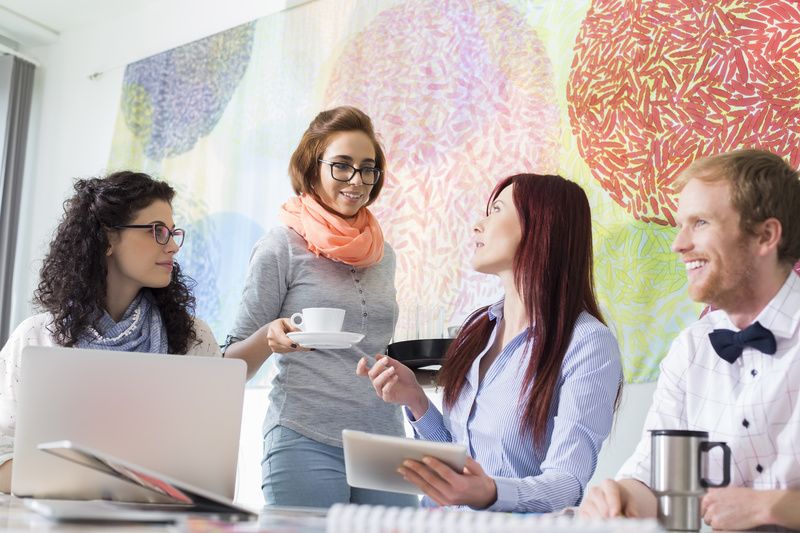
[568,0,800,225]
[108,0,800,383]
[323,0,560,330]
[121,23,256,160]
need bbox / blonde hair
[676,149,800,264]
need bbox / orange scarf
[279,194,385,268]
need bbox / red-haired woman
[358,174,623,512]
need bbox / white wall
[10,0,307,330]
[589,381,655,486]
[8,0,309,509]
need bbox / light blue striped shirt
[408,301,623,512]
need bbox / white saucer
[287,331,365,349]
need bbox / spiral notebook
[326,504,663,533]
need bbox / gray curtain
[0,56,35,345]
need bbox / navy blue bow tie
[708,321,777,364]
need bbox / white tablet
[342,429,468,495]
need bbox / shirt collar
[753,271,800,339]
[708,271,800,339]
[487,300,504,322]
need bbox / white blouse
[0,312,221,466]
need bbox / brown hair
[677,149,800,265]
[288,106,386,206]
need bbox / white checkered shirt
[618,271,800,489]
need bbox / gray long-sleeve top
[230,226,405,446]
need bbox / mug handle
[700,441,731,488]
[289,313,304,330]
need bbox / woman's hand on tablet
[356,355,428,417]
[398,456,497,509]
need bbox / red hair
[437,174,604,447]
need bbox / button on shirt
[408,302,623,512]
[229,226,404,447]
[618,272,800,489]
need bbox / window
[0,55,35,345]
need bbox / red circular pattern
[568,0,800,226]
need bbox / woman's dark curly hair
[33,171,197,354]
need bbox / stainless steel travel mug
[650,430,731,531]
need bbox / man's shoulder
[682,309,721,336]
[661,311,723,369]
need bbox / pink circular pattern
[568,0,800,226]
[325,0,560,322]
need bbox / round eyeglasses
[113,223,186,247]
[318,159,382,185]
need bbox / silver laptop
[12,346,246,503]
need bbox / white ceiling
[0,0,161,47]
[2,0,160,33]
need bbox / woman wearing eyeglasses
[225,106,415,508]
[0,171,220,492]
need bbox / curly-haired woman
[0,171,220,491]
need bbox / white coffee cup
[290,308,346,333]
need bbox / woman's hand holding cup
[265,318,312,354]
[356,355,429,419]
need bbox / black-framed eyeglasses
[318,159,381,185]
[113,224,186,247]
